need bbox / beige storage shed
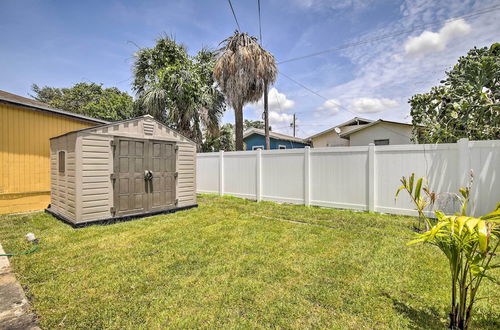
[46,115,197,226]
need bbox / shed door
[113,138,176,216]
[149,141,176,212]
[114,138,148,216]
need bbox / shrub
[398,174,499,329]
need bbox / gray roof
[0,89,109,124]
[50,115,197,145]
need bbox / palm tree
[214,32,277,150]
[133,37,225,147]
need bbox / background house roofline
[243,128,308,144]
[0,89,108,125]
[307,116,374,140]
[339,119,413,138]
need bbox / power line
[273,58,455,117]
[278,72,421,140]
[274,92,283,112]
[257,0,263,44]
[296,123,333,127]
[279,71,359,117]
[277,4,500,65]
[227,0,241,31]
[278,62,450,107]
[279,72,327,101]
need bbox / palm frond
[213,31,277,111]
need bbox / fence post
[457,138,471,187]
[219,150,224,196]
[368,143,375,212]
[256,149,262,202]
[304,146,311,206]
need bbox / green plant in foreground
[396,173,436,231]
[403,175,499,329]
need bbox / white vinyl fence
[196,139,500,217]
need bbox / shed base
[45,204,198,228]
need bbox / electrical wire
[280,71,360,116]
[227,0,241,31]
[277,4,500,65]
[279,72,329,101]
[257,0,263,44]
[278,72,417,141]
[253,2,490,141]
[274,92,283,112]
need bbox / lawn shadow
[381,292,445,329]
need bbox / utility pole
[291,113,296,137]
[264,81,270,150]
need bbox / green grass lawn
[0,195,498,329]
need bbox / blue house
[243,128,310,150]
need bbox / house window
[374,139,390,146]
[58,151,66,173]
[278,145,287,149]
[252,146,264,150]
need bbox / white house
[309,117,414,147]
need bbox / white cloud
[315,99,341,116]
[404,19,471,56]
[308,0,498,130]
[350,98,398,113]
[254,0,498,138]
[269,111,293,125]
[252,87,295,112]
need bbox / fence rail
[196,139,500,218]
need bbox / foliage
[200,123,235,152]
[409,43,500,143]
[133,36,226,146]
[214,32,277,150]
[395,173,436,231]
[2,195,498,328]
[31,82,135,121]
[244,119,264,130]
[402,174,499,329]
[409,209,499,329]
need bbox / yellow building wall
[0,103,96,214]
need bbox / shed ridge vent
[143,121,155,135]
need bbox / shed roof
[243,128,308,144]
[0,89,108,125]
[51,115,197,145]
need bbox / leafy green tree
[201,123,235,152]
[30,83,134,121]
[409,43,500,143]
[244,119,271,130]
[133,36,225,146]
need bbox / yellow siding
[0,103,96,214]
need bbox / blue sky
[1,0,499,137]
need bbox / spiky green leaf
[477,220,488,253]
[414,178,423,201]
[395,185,405,199]
[409,173,415,195]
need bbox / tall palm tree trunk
[235,106,244,150]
